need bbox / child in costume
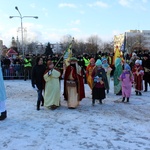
[119,64,134,102]
[132,59,144,96]
[86,58,95,90]
[91,59,109,106]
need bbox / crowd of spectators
[0,50,150,80]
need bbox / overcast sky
[0,0,150,47]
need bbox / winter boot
[144,82,148,92]
[139,92,142,96]
[135,91,138,95]
[37,101,41,110]
[122,97,125,102]
[0,110,7,121]
[116,90,122,95]
[41,97,44,106]
[127,97,129,102]
[99,99,102,104]
[92,99,95,106]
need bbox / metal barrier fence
[1,64,30,80]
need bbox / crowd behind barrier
[1,50,150,80]
[1,64,30,80]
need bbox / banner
[120,33,126,52]
[113,45,121,65]
[63,43,72,66]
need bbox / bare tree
[86,35,102,54]
[126,34,145,53]
[60,34,74,54]
[102,40,114,53]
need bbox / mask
[70,64,76,67]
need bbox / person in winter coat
[43,60,61,110]
[31,57,46,110]
[142,54,150,92]
[132,59,144,96]
[0,61,7,120]
[119,63,134,102]
[91,59,109,106]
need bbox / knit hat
[135,59,140,64]
[132,52,137,57]
[101,58,107,64]
[95,59,102,66]
[70,57,78,61]
[124,64,131,71]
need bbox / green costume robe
[44,69,61,108]
[114,58,123,94]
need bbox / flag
[63,43,72,66]
[120,33,126,52]
[120,43,124,51]
[113,45,121,65]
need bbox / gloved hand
[32,84,38,91]
[48,70,52,76]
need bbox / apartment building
[114,30,150,54]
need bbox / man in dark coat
[31,57,46,110]
[142,54,150,92]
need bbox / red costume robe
[64,65,85,105]
[132,64,144,92]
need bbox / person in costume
[91,59,109,106]
[0,61,7,120]
[114,57,123,95]
[64,57,85,109]
[31,57,46,110]
[119,63,134,102]
[43,60,61,110]
[102,58,112,93]
[132,59,144,96]
[86,58,95,90]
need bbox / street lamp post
[9,6,38,57]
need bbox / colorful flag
[113,45,121,65]
[64,43,72,66]
[120,33,126,52]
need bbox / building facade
[114,30,150,54]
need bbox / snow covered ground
[0,79,150,150]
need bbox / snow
[0,79,150,150]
